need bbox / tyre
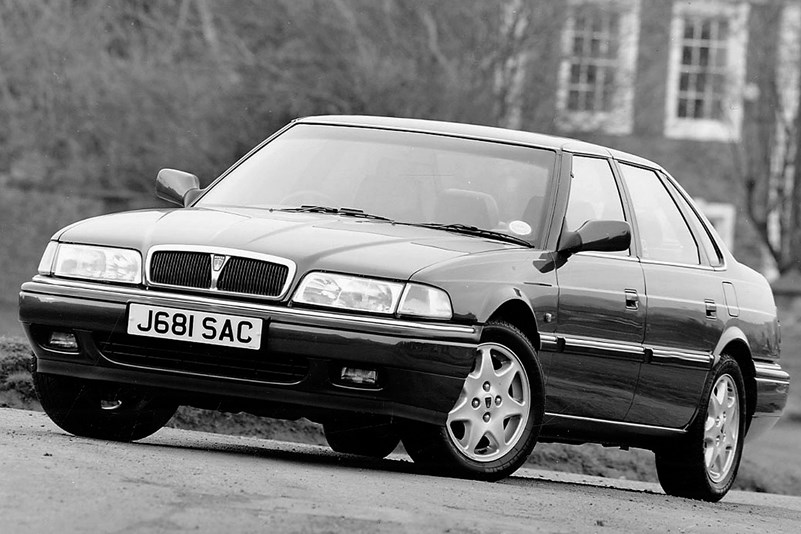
[655,355,746,502]
[401,320,545,481]
[323,414,400,458]
[33,371,178,442]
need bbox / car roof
[295,115,661,170]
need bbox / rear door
[548,155,646,421]
[616,163,722,428]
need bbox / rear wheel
[401,320,544,481]
[323,414,400,458]
[33,371,178,442]
[655,355,746,502]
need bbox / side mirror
[557,220,631,255]
[155,169,201,207]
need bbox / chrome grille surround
[145,245,296,300]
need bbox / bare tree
[735,0,801,275]
[0,0,565,196]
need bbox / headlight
[44,243,143,284]
[398,284,453,319]
[292,272,452,319]
[37,241,59,275]
[292,273,403,314]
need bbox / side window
[566,156,627,232]
[661,174,723,267]
[693,214,724,267]
[618,163,700,265]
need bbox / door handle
[705,299,717,319]
[625,289,639,310]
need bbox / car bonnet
[54,207,522,282]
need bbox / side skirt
[538,412,687,450]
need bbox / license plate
[127,303,263,350]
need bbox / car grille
[217,257,289,297]
[151,251,211,289]
[149,251,290,298]
[96,333,309,384]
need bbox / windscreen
[197,124,556,241]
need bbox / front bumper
[19,277,481,425]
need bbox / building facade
[514,0,799,274]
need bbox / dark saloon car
[20,116,789,501]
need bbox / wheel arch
[714,327,757,425]
[484,294,540,351]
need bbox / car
[20,115,789,501]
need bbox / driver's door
[547,155,646,422]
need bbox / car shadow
[140,429,435,477]
[132,428,664,497]
[31,420,667,497]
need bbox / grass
[2,304,799,495]
[0,336,37,411]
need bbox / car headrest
[436,189,499,229]
[354,159,423,220]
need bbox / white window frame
[664,0,749,142]
[556,0,641,135]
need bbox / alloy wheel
[704,373,740,483]
[446,342,530,462]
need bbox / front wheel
[401,320,544,481]
[33,371,178,442]
[655,355,746,502]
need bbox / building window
[567,6,619,113]
[677,17,728,120]
[557,0,640,135]
[665,1,749,141]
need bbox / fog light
[340,366,378,387]
[48,332,78,351]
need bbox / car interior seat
[435,189,500,229]
[519,194,546,236]
[354,159,424,221]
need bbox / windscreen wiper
[415,223,532,247]
[337,207,394,221]
[277,205,339,214]
[277,205,394,222]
